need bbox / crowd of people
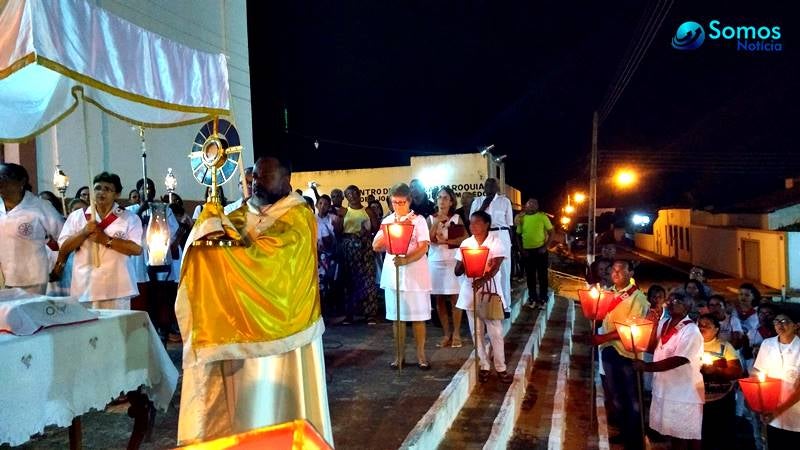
[588,253,800,450]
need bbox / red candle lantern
[577,286,616,321]
[615,318,655,357]
[178,419,332,449]
[738,373,782,414]
[460,247,490,278]
[382,222,415,256]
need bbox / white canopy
[0,0,230,142]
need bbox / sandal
[436,337,452,348]
[390,359,405,370]
[497,370,514,384]
[479,369,490,383]
[451,337,463,348]
[418,361,431,371]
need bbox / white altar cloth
[0,309,178,446]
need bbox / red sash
[85,208,119,231]
[606,283,640,314]
[660,318,693,345]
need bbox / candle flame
[757,372,766,383]
[589,286,600,299]
[702,353,714,366]
[388,223,404,238]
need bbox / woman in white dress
[428,187,467,348]
[634,291,704,449]
[753,310,800,448]
[373,183,432,370]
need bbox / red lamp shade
[738,375,782,414]
[460,247,490,278]
[577,287,616,321]
[177,419,332,450]
[615,318,655,355]
[382,222,415,256]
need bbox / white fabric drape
[0,0,230,141]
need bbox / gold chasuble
[176,193,332,446]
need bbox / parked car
[568,222,588,249]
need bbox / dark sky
[248,1,798,212]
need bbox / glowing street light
[573,192,586,204]
[560,216,571,226]
[564,204,576,215]
[613,169,638,188]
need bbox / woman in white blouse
[373,183,432,370]
[753,310,800,448]
[428,187,467,348]
[0,163,64,294]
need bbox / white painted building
[636,183,800,290]
[291,152,523,209]
[1,0,253,203]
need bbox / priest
[176,156,331,445]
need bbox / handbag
[477,278,505,321]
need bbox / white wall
[34,0,252,202]
[787,232,800,290]
[634,233,655,252]
[692,210,767,229]
[691,225,787,289]
[769,204,800,230]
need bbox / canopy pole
[80,91,100,268]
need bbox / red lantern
[577,287,615,321]
[177,419,332,449]
[382,222,415,256]
[615,318,655,356]
[460,247,490,278]
[738,374,782,414]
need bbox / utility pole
[587,111,598,266]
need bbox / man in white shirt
[470,178,514,308]
[58,172,142,309]
[0,163,64,293]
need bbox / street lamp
[165,168,177,204]
[52,166,69,217]
[573,192,586,204]
[613,168,638,189]
[564,204,576,215]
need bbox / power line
[598,0,674,124]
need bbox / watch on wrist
[105,237,114,248]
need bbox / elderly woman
[373,183,431,369]
[0,163,64,294]
[635,290,704,449]
[58,172,142,309]
[752,310,800,448]
[698,313,742,449]
[428,187,467,348]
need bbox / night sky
[248,1,798,213]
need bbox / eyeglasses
[708,302,722,307]
[391,200,408,206]
[667,297,684,304]
[773,318,794,326]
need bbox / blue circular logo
[672,21,705,50]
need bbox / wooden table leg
[126,389,154,450]
[68,417,82,450]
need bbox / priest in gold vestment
[176,156,332,445]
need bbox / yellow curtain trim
[0,85,231,143]
[0,53,37,80]
[37,56,229,115]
